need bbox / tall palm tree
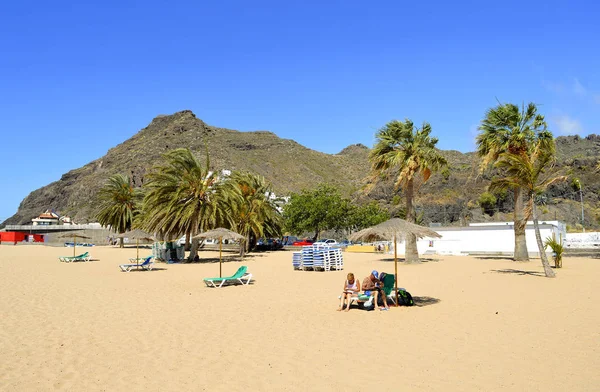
[141,148,228,261]
[477,102,549,261]
[489,133,566,277]
[224,171,283,255]
[370,119,447,263]
[95,174,142,248]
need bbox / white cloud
[541,80,565,94]
[553,115,583,135]
[573,78,587,96]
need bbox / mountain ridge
[3,110,600,230]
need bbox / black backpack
[397,289,414,306]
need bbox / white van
[177,236,218,246]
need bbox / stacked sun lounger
[301,246,314,270]
[292,252,302,270]
[292,245,344,271]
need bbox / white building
[392,221,566,258]
[564,232,600,249]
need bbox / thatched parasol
[349,218,442,306]
[58,231,92,257]
[117,229,155,261]
[192,228,245,277]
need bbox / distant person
[338,273,360,312]
[362,270,389,311]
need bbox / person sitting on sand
[338,272,361,312]
[362,270,389,311]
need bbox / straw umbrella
[192,228,245,277]
[58,231,92,257]
[349,218,442,306]
[116,229,155,261]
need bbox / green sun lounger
[340,273,397,309]
[119,256,154,272]
[203,266,253,288]
[59,252,90,263]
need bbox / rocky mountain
[2,111,370,226]
[3,111,600,230]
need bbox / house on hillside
[31,209,75,226]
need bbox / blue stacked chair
[313,247,327,270]
[292,252,302,270]
[301,246,314,270]
[291,244,344,271]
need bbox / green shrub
[478,192,497,216]
[544,236,564,268]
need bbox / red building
[0,232,45,244]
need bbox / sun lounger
[59,252,90,262]
[203,266,252,288]
[119,256,154,272]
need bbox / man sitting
[362,270,389,311]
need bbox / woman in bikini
[337,272,361,312]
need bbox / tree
[489,133,566,277]
[477,102,549,261]
[223,171,283,255]
[478,192,497,216]
[283,184,350,240]
[348,201,390,231]
[370,119,447,263]
[95,174,142,248]
[141,148,227,261]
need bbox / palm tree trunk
[404,179,419,263]
[531,197,556,278]
[184,231,191,251]
[513,186,529,261]
[188,238,199,262]
[240,233,249,257]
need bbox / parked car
[314,239,337,245]
[339,239,351,246]
[177,236,218,247]
[292,239,315,246]
[256,238,284,251]
[281,236,299,246]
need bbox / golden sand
[1,245,599,391]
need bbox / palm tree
[223,171,283,255]
[141,148,229,261]
[95,174,142,248]
[370,119,447,263]
[489,133,566,277]
[477,102,549,261]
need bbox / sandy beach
[1,244,599,391]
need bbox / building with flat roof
[391,221,566,258]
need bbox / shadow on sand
[380,257,440,263]
[173,253,267,264]
[412,296,441,307]
[362,296,441,310]
[475,256,515,260]
[490,268,545,277]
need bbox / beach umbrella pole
[219,236,222,278]
[394,234,399,307]
[73,234,76,257]
[136,238,139,265]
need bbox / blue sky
[0,0,598,221]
